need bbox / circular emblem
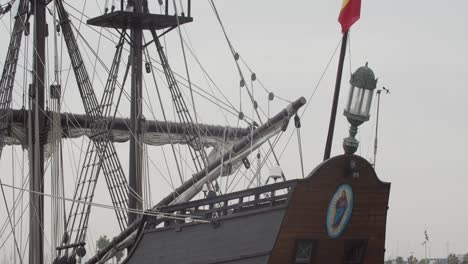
[326,184,354,238]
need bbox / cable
[64,4,244,122]
[278,38,342,160]
[0,183,210,223]
[0,168,24,263]
[143,42,184,186]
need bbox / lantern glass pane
[364,89,374,116]
[359,89,373,116]
[349,87,362,115]
[345,85,355,112]
[348,88,373,117]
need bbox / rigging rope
[54,2,142,256]
[71,22,193,198]
[0,1,30,261]
[238,56,291,103]
[0,201,29,255]
[208,0,283,170]
[149,24,209,177]
[0,182,210,223]
[0,168,23,263]
[0,157,30,248]
[278,38,342,160]
[63,4,248,124]
[49,0,66,258]
[180,28,237,114]
[144,40,184,186]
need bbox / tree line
[386,253,468,264]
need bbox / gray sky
[176,0,468,258]
[0,0,467,261]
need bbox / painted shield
[326,184,354,238]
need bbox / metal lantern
[343,63,377,155]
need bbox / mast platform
[87,11,193,30]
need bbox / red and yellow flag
[338,0,361,33]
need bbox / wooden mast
[323,30,348,161]
[128,0,144,225]
[29,0,47,263]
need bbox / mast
[29,0,47,263]
[373,87,389,168]
[373,89,381,167]
[128,0,144,225]
[323,31,348,161]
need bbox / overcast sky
[0,0,467,261]
[190,0,468,259]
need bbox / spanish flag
[338,0,361,33]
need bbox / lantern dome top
[350,62,377,90]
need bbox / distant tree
[115,250,124,263]
[96,235,110,251]
[462,253,468,264]
[425,259,437,264]
[448,253,460,264]
[418,260,428,264]
[408,255,418,264]
[385,260,393,264]
[396,256,404,264]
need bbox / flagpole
[323,30,349,160]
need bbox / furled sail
[1,109,251,150]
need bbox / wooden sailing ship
[0,0,390,263]
[112,154,390,264]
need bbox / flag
[338,0,361,33]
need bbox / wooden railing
[146,180,298,230]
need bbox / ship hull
[124,154,390,264]
[129,208,286,264]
